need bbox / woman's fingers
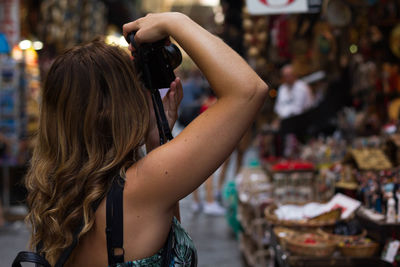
[175,77,183,103]
[123,19,143,52]
[123,19,141,40]
[166,78,183,111]
[159,77,183,129]
[166,81,177,112]
[123,13,174,48]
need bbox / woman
[25,12,268,266]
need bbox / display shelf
[239,232,270,267]
[270,226,391,267]
[262,162,316,204]
[238,200,271,266]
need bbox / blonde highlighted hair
[25,39,149,265]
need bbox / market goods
[317,228,367,244]
[265,204,338,228]
[333,219,363,236]
[308,207,342,222]
[317,219,366,244]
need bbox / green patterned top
[114,217,197,267]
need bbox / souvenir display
[242,8,269,72]
[38,0,107,51]
[0,55,20,165]
[236,167,273,266]
[325,0,352,27]
[390,24,400,59]
[269,160,315,204]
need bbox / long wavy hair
[25,39,149,265]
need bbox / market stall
[235,139,400,266]
[0,0,110,221]
[233,1,400,264]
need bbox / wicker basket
[265,204,339,228]
[273,227,296,250]
[317,228,367,243]
[285,233,337,257]
[338,241,380,258]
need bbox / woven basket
[285,233,337,257]
[317,228,367,244]
[338,241,379,258]
[273,227,296,250]
[265,205,339,228]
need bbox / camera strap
[128,32,174,145]
[142,64,174,145]
[151,91,174,145]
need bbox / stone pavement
[180,196,244,267]
[0,220,30,266]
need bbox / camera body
[127,32,182,90]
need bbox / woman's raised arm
[123,13,268,211]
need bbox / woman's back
[65,168,174,266]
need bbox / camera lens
[163,44,182,69]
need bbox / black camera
[127,32,182,90]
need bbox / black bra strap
[104,175,175,267]
[106,176,125,266]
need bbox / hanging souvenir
[242,7,269,68]
[0,56,20,164]
[390,24,400,59]
[325,0,351,27]
[39,0,107,52]
[317,31,333,55]
[270,15,291,59]
[248,46,260,57]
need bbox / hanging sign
[246,0,308,15]
[0,0,20,47]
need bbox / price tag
[382,240,400,263]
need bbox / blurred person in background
[177,68,206,128]
[216,128,252,200]
[23,12,268,266]
[274,64,313,119]
[274,64,313,157]
[191,89,226,215]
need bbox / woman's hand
[123,13,183,49]
[163,78,183,129]
[146,77,183,152]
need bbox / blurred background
[1,0,400,266]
